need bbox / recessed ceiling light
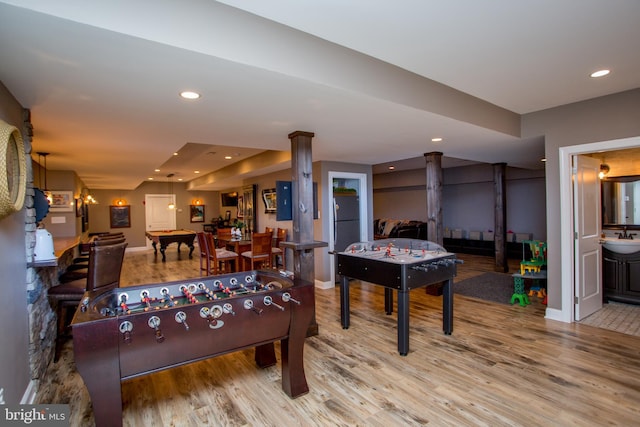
[388,166,395,170]
[148,177,154,180]
[590,69,610,78]
[541,158,547,162]
[154,169,160,172]
[194,170,200,174]
[173,152,178,156]
[431,137,443,142]
[225,156,232,160]
[180,91,200,99]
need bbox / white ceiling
[0,0,638,190]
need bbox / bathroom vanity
[603,246,640,304]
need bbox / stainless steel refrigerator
[334,194,360,253]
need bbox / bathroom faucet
[616,226,637,240]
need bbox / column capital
[423,151,443,157]
[288,131,315,140]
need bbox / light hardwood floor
[37,250,640,426]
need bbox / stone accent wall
[21,110,59,386]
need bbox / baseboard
[126,246,151,252]
[315,279,334,290]
[544,307,570,323]
[20,380,37,404]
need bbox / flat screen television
[221,192,238,206]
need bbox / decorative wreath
[0,120,27,220]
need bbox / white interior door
[145,194,176,248]
[573,155,603,320]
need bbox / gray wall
[374,164,547,240]
[86,182,222,249]
[523,88,640,312]
[0,83,30,403]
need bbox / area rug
[453,272,516,305]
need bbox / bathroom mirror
[602,175,640,226]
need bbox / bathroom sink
[601,237,640,254]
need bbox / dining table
[224,238,251,256]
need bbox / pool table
[145,229,196,262]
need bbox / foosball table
[71,270,314,427]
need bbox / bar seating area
[47,236,128,361]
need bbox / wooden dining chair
[196,231,210,276]
[48,240,128,361]
[216,227,233,248]
[241,232,273,271]
[205,232,238,274]
[271,227,287,268]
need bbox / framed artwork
[75,198,83,217]
[49,190,74,212]
[109,205,131,228]
[262,188,276,213]
[237,195,244,218]
[225,210,231,222]
[190,204,205,223]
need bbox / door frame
[328,171,368,282]
[144,193,176,250]
[558,136,640,322]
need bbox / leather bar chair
[240,232,273,271]
[73,233,124,264]
[59,236,126,283]
[48,241,128,361]
[204,232,238,274]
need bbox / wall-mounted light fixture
[81,187,98,204]
[193,198,202,205]
[115,199,126,206]
[599,164,610,179]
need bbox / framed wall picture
[109,205,131,228]
[237,195,244,218]
[75,198,83,217]
[190,204,205,223]
[49,190,74,212]
[262,188,276,213]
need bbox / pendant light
[167,173,176,209]
[36,152,53,204]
